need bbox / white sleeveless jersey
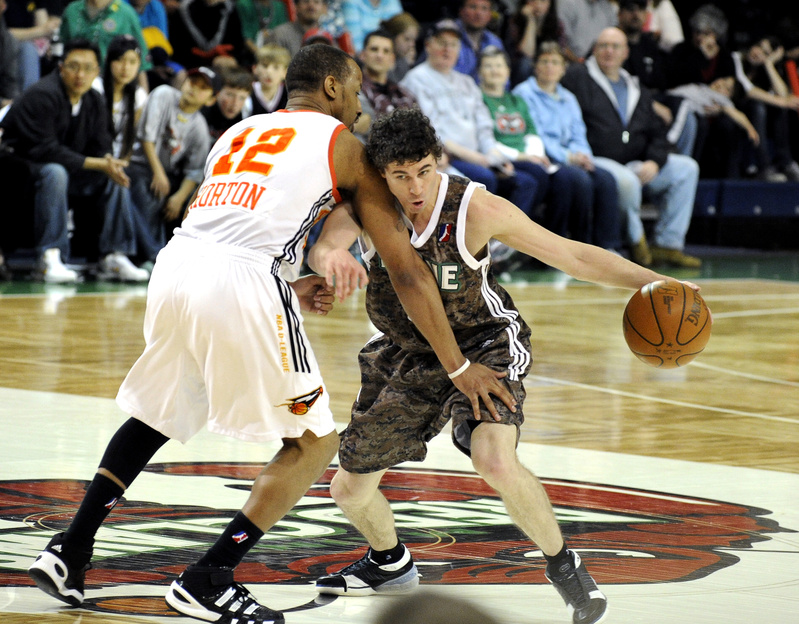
[176,110,346,281]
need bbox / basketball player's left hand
[291,275,336,315]
[451,363,517,421]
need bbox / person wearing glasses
[0,38,133,282]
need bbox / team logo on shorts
[277,386,324,415]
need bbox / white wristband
[447,359,471,380]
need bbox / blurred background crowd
[0,0,797,282]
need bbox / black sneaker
[28,532,92,606]
[165,564,284,623]
[316,545,419,596]
[545,550,607,624]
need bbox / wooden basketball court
[0,257,797,624]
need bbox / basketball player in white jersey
[27,45,516,624]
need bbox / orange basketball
[623,280,712,369]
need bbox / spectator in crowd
[241,42,289,116]
[353,29,417,141]
[266,0,328,58]
[168,0,247,70]
[96,35,147,160]
[0,39,135,282]
[342,0,403,53]
[401,19,549,226]
[59,0,152,74]
[562,27,701,268]
[510,42,621,250]
[504,0,569,86]
[643,0,683,52]
[380,11,420,83]
[90,35,151,281]
[666,4,747,179]
[733,36,799,181]
[236,0,289,57]
[617,0,697,157]
[451,0,506,81]
[666,77,759,148]
[0,0,20,109]
[202,65,252,141]
[557,0,617,61]
[127,67,215,265]
[4,0,61,90]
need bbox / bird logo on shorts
[277,387,324,415]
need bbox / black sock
[64,473,124,552]
[197,511,264,569]
[544,543,573,576]
[370,541,405,565]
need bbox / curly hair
[285,44,354,95]
[365,108,443,172]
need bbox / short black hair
[366,108,443,171]
[220,66,254,91]
[362,29,396,53]
[62,38,102,65]
[285,44,354,95]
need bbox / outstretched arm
[466,188,686,291]
[722,105,759,145]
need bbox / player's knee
[471,446,519,489]
[329,469,372,508]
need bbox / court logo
[0,465,790,617]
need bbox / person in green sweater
[60,0,151,73]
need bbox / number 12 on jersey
[212,127,297,177]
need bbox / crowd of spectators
[1,0,798,282]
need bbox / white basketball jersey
[177,110,346,281]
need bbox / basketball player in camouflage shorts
[309,108,701,624]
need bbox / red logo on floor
[0,465,790,616]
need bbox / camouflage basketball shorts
[338,335,528,474]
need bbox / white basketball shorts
[116,235,335,444]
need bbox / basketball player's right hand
[322,248,369,302]
[451,363,517,421]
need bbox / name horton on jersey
[0,464,786,591]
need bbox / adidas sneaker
[165,564,284,623]
[28,532,92,606]
[316,545,419,596]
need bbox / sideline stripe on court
[526,374,799,425]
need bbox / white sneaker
[39,249,78,284]
[100,252,150,282]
